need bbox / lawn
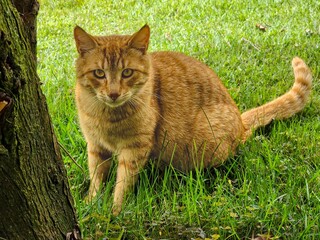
[37,0,320,239]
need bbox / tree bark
[12,0,39,58]
[0,0,80,239]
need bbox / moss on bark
[0,0,79,239]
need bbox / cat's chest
[86,108,147,152]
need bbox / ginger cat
[74,24,312,216]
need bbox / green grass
[37,0,320,239]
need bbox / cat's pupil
[94,69,105,79]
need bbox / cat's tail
[241,57,312,141]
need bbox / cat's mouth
[97,94,129,108]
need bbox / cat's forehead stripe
[103,49,123,71]
[99,44,129,71]
[109,52,117,71]
[102,47,107,70]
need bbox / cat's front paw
[84,190,97,204]
[111,203,122,216]
[84,194,93,204]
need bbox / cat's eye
[122,68,134,78]
[93,69,105,79]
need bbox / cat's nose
[109,93,120,101]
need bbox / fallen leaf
[212,234,220,239]
[0,100,8,112]
[305,29,313,36]
[165,32,172,41]
[229,212,238,218]
[252,233,274,240]
[256,23,267,31]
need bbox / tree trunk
[0,0,80,239]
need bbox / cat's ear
[74,26,97,54]
[128,24,150,54]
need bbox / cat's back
[150,51,233,107]
[151,51,215,81]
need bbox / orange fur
[74,25,312,216]
[241,57,312,140]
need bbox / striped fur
[74,25,312,216]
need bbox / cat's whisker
[85,95,101,111]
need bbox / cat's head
[74,25,151,108]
